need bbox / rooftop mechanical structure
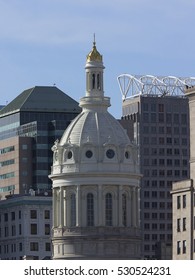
[117,74,195,101]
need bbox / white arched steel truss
[117,74,195,101]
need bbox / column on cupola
[98,184,103,226]
[135,187,140,227]
[118,185,123,226]
[63,188,67,227]
[132,186,137,227]
[59,187,64,227]
[76,185,81,226]
[55,188,61,227]
[113,190,117,227]
[53,188,57,227]
[127,188,131,227]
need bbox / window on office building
[152,191,157,198]
[158,104,164,112]
[144,234,150,241]
[22,144,28,150]
[12,225,16,236]
[144,213,150,219]
[177,219,181,232]
[19,243,22,252]
[144,223,150,230]
[177,196,181,209]
[152,224,157,230]
[159,126,164,134]
[45,242,51,252]
[177,241,181,255]
[152,234,157,241]
[30,242,39,251]
[30,210,37,219]
[152,213,157,219]
[4,213,8,222]
[30,224,37,235]
[183,240,186,254]
[183,218,186,231]
[159,148,164,155]
[183,195,186,208]
[45,224,50,235]
[11,212,15,221]
[159,213,165,219]
[44,210,50,219]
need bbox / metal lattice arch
[117,74,195,101]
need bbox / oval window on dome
[106,149,115,159]
[67,151,73,159]
[86,150,93,158]
[54,151,58,161]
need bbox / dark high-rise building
[0,86,81,199]
[118,74,193,259]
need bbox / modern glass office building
[0,86,81,199]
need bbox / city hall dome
[51,41,138,175]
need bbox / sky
[0,0,195,118]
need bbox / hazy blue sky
[0,0,195,118]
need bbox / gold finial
[86,34,102,62]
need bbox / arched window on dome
[70,194,76,227]
[105,193,113,226]
[87,193,94,226]
[92,74,95,89]
[122,193,127,227]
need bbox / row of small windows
[143,169,188,177]
[143,234,171,243]
[142,112,187,124]
[144,212,172,220]
[143,103,187,114]
[0,159,15,167]
[143,158,188,167]
[144,223,172,233]
[143,180,173,188]
[0,210,50,222]
[70,192,127,227]
[144,223,172,231]
[0,185,15,193]
[63,149,130,161]
[0,145,14,154]
[143,148,188,156]
[0,172,14,180]
[143,137,188,145]
[143,190,171,199]
[144,202,172,209]
[0,171,31,181]
[0,223,51,237]
[143,126,187,135]
[0,242,51,255]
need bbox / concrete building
[118,74,194,259]
[171,86,195,259]
[0,193,52,260]
[50,42,141,259]
[0,86,81,199]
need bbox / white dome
[60,110,130,147]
